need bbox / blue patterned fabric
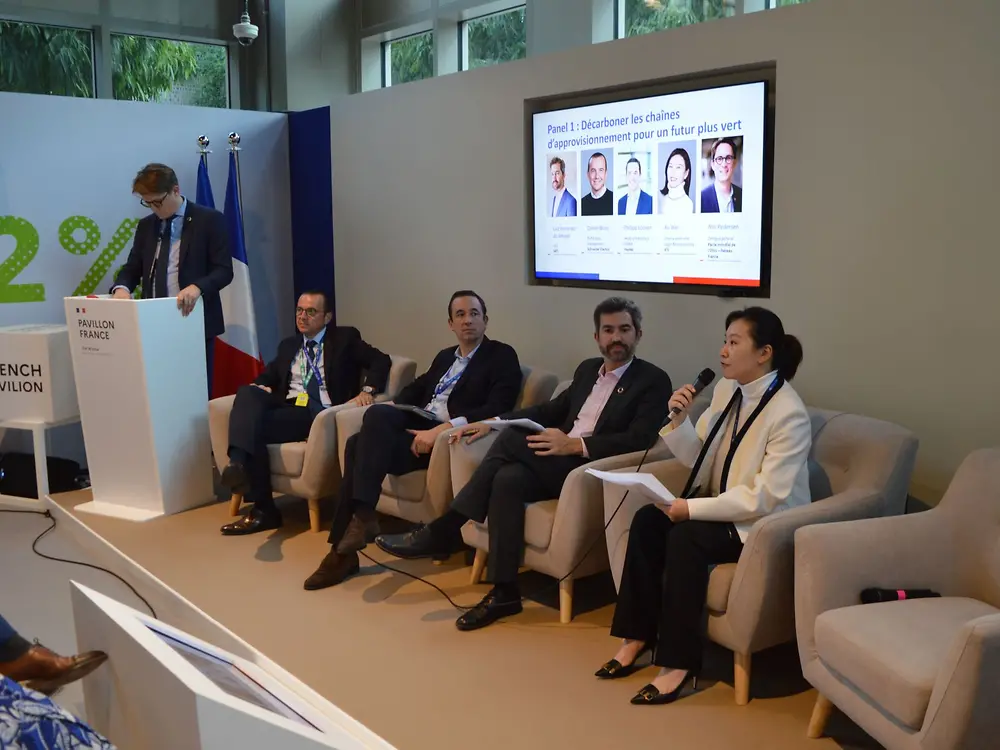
[0,676,115,749]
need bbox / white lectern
[64,296,213,520]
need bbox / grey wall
[332,0,998,504]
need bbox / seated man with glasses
[700,138,743,214]
[219,290,392,536]
[110,162,234,393]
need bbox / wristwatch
[362,386,375,395]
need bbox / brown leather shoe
[335,510,380,554]
[0,644,108,695]
[303,550,360,590]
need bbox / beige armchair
[335,364,559,525]
[452,381,676,624]
[208,355,417,532]
[602,407,918,705]
[796,447,1000,750]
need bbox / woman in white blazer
[595,307,811,705]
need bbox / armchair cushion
[814,597,999,730]
[268,442,305,477]
[707,564,737,614]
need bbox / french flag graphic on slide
[199,152,264,398]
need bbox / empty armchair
[209,354,417,531]
[602,407,918,704]
[796,447,1000,750]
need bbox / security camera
[233,6,258,47]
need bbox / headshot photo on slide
[657,141,696,215]
[699,135,743,213]
[614,151,653,216]
[580,149,614,216]
[545,152,578,217]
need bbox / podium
[64,296,213,520]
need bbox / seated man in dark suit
[376,297,672,630]
[220,290,391,536]
[303,290,522,590]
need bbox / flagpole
[228,132,244,226]
[197,134,211,170]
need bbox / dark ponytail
[725,307,804,380]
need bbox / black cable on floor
[0,508,157,620]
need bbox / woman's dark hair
[725,307,803,380]
[660,148,692,197]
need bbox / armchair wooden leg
[806,694,833,739]
[307,498,321,533]
[228,494,242,517]
[734,651,752,706]
[559,578,574,624]
[470,549,487,585]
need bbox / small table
[0,415,82,507]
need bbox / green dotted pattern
[72,217,139,296]
[0,215,45,303]
[59,215,101,255]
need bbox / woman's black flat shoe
[594,645,652,679]
[630,672,698,705]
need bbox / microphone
[861,588,941,604]
[665,368,716,422]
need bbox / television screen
[530,75,773,296]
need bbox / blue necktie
[153,216,175,298]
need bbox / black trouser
[451,428,586,583]
[610,503,744,672]
[228,385,315,514]
[0,614,30,662]
[327,404,435,546]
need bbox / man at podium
[110,163,233,392]
[219,291,392,536]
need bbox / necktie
[153,216,174,298]
[305,340,324,409]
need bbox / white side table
[0,415,82,507]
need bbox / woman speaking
[596,307,812,705]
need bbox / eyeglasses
[296,307,322,318]
[713,155,735,165]
[139,193,171,209]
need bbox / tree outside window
[0,21,94,97]
[387,31,434,86]
[623,0,736,38]
[464,6,526,70]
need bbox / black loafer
[375,525,462,560]
[220,462,251,495]
[595,644,653,679]
[455,589,523,631]
[221,510,282,536]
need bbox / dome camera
[233,5,258,47]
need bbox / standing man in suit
[219,290,391,536]
[549,157,577,217]
[376,297,673,630]
[111,163,234,393]
[617,157,653,215]
[700,138,743,213]
[303,290,522,590]
[581,152,614,216]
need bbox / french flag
[206,151,264,398]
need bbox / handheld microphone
[665,368,716,422]
[860,588,941,604]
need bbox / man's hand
[177,284,202,317]
[111,288,132,300]
[408,424,448,456]
[662,498,690,522]
[253,384,272,394]
[350,391,375,407]
[526,428,583,456]
[449,422,493,445]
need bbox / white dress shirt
[659,370,812,542]
[624,191,640,215]
[714,183,735,213]
[164,197,186,296]
[423,343,481,426]
[286,327,332,408]
[551,189,565,216]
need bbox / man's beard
[602,342,632,363]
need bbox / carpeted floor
[52,491,881,750]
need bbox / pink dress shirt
[568,359,634,457]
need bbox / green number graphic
[0,216,45,303]
[70,217,139,296]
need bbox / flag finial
[197,135,211,154]
[228,132,241,152]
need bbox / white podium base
[74,500,163,522]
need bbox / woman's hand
[448,422,492,444]
[666,384,698,424]
[658,498,690,522]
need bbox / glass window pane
[769,0,815,7]
[388,31,434,86]
[623,0,735,38]
[111,34,229,108]
[0,21,94,98]
[465,6,526,71]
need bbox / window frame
[381,28,436,88]
[459,3,525,72]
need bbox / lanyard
[300,341,324,390]
[433,361,465,398]
[680,375,784,499]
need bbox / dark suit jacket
[112,201,234,338]
[254,326,391,406]
[700,183,743,213]
[502,357,672,461]
[395,337,521,424]
[617,190,653,215]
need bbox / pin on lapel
[616,386,624,394]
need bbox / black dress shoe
[595,644,653,679]
[630,671,698,705]
[220,510,282,536]
[374,525,462,560]
[455,588,523,631]
[303,550,360,590]
[220,462,250,495]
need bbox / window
[0,20,94,98]
[462,5,526,71]
[620,0,736,38]
[111,34,229,108]
[384,30,434,86]
[768,0,815,6]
